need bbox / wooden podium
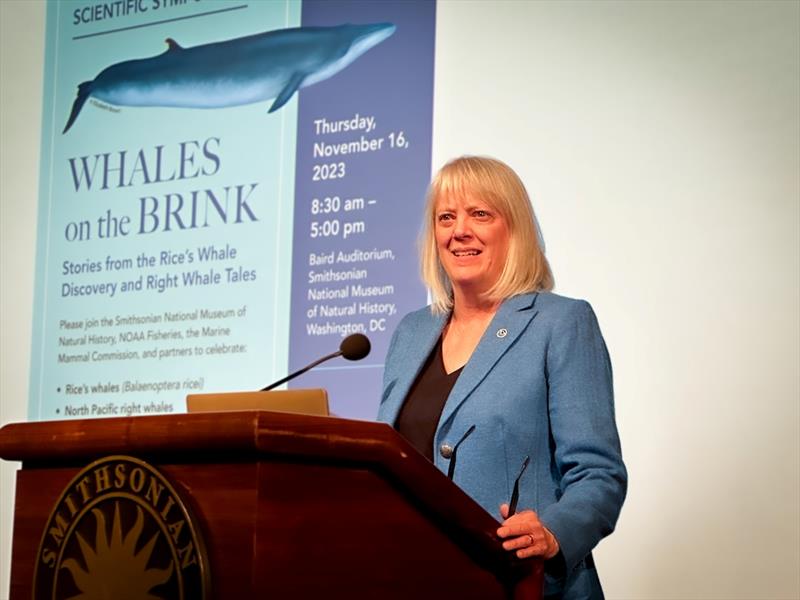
[0,411,543,599]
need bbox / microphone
[507,455,530,516]
[447,424,476,481]
[339,333,371,361]
[260,333,371,391]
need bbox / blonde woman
[379,156,626,600]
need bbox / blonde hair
[420,156,554,313]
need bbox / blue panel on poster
[289,0,435,419]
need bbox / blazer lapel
[381,309,447,425]
[438,293,540,428]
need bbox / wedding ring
[527,534,534,546]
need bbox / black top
[395,337,463,461]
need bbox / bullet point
[57,387,61,392]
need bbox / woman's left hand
[497,503,560,559]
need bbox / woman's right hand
[497,503,560,560]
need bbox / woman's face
[434,193,510,298]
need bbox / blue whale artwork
[63,22,396,133]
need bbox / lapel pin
[496,328,508,338]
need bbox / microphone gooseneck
[260,333,371,391]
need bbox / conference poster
[29,0,435,421]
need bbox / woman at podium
[379,156,626,600]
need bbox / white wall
[1,1,44,598]
[431,2,799,597]
[2,1,798,598]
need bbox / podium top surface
[0,410,396,463]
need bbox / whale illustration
[63,22,396,133]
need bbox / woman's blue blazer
[378,292,627,598]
